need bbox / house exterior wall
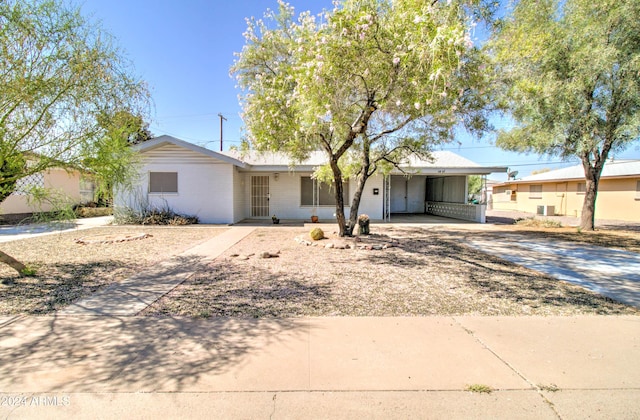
[242,172,384,221]
[426,176,466,204]
[492,177,640,222]
[407,176,426,213]
[232,168,246,223]
[116,145,236,224]
[0,168,82,215]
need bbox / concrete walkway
[0,315,638,419]
[468,234,640,308]
[58,227,256,316]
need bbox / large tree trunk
[579,154,606,231]
[347,144,372,232]
[329,157,348,237]
[348,172,369,233]
[580,178,598,230]
[0,250,28,275]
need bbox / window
[529,184,542,199]
[577,182,586,194]
[300,176,349,206]
[636,180,640,200]
[149,172,178,193]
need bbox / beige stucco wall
[0,168,82,215]
[492,177,640,222]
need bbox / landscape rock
[310,227,325,241]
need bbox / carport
[383,154,506,223]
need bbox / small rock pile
[294,233,398,251]
[230,250,280,260]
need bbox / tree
[0,0,149,201]
[0,0,149,274]
[233,0,494,236]
[467,175,482,197]
[489,0,640,230]
[84,110,153,204]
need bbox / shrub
[114,204,198,225]
[515,217,562,228]
[74,206,113,218]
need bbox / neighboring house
[0,167,95,221]
[116,135,507,224]
[492,160,640,222]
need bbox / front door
[251,176,270,217]
[390,176,407,212]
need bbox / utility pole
[218,113,227,151]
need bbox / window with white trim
[149,172,178,193]
[301,176,348,206]
[529,184,542,199]
[577,182,586,194]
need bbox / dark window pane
[149,172,178,193]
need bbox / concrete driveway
[467,234,640,307]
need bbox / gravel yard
[144,226,639,317]
[0,226,226,314]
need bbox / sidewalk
[0,315,638,419]
[0,216,114,243]
[58,227,256,316]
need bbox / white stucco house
[115,135,507,224]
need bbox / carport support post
[465,175,469,203]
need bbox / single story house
[492,160,640,222]
[0,167,95,222]
[116,135,507,224]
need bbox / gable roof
[135,135,248,167]
[137,135,507,175]
[506,160,640,184]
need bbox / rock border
[75,233,152,245]
[294,235,397,250]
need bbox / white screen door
[251,176,270,217]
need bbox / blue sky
[82,0,639,180]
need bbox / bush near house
[114,205,198,226]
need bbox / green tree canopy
[0,0,150,203]
[490,0,640,229]
[0,0,149,274]
[83,110,153,204]
[233,0,494,235]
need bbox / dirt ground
[2,219,638,317]
[0,226,226,314]
[144,224,639,317]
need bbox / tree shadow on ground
[366,227,637,314]
[505,229,640,253]
[0,314,307,393]
[0,260,134,314]
[145,263,333,318]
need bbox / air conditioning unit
[536,205,555,216]
[505,189,512,195]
